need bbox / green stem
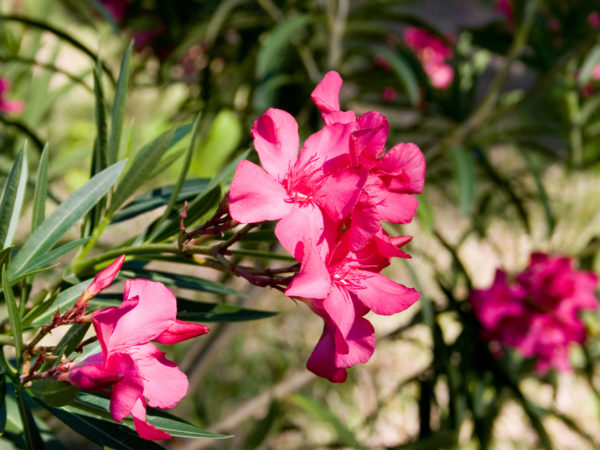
[76,216,110,261]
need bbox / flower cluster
[471,253,598,373]
[229,71,424,382]
[65,256,210,440]
[403,27,454,90]
[0,78,23,114]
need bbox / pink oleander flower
[496,0,515,27]
[229,107,366,259]
[285,238,420,382]
[0,78,24,114]
[99,0,130,22]
[403,27,454,89]
[68,261,209,440]
[471,253,598,373]
[382,87,397,102]
[589,11,600,29]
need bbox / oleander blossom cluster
[229,71,425,382]
[65,256,210,440]
[403,27,454,90]
[471,253,598,373]
[0,78,24,114]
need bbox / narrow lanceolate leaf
[8,161,126,278]
[8,161,125,278]
[256,14,311,79]
[93,64,108,171]
[371,46,420,106]
[175,298,277,322]
[0,371,6,434]
[31,144,49,231]
[449,147,475,217]
[38,400,162,450]
[14,386,44,450]
[108,41,133,165]
[73,393,230,439]
[0,147,28,250]
[15,238,90,280]
[108,128,177,215]
[2,267,23,357]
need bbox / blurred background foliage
[2,0,600,448]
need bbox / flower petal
[127,344,189,409]
[353,271,420,315]
[69,353,121,390]
[379,143,426,193]
[154,320,210,345]
[251,108,299,181]
[77,255,125,306]
[285,242,331,300]
[107,353,144,422]
[311,71,342,114]
[229,160,292,223]
[275,203,328,259]
[313,168,366,222]
[131,397,172,441]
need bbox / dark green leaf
[0,372,6,434]
[112,178,210,224]
[449,147,475,217]
[0,147,28,250]
[108,41,133,166]
[256,14,311,79]
[16,238,89,281]
[31,144,49,232]
[117,269,243,297]
[50,323,90,364]
[32,380,79,408]
[2,268,23,357]
[108,128,179,215]
[14,386,43,450]
[175,298,277,322]
[93,65,108,171]
[38,400,162,450]
[7,161,126,278]
[73,393,230,439]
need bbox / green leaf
[93,64,108,171]
[149,113,204,241]
[51,323,90,363]
[0,372,6,434]
[370,46,420,105]
[288,394,363,449]
[38,400,162,450]
[108,42,133,166]
[73,393,230,439]
[0,147,28,250]
[176,299,277,322]
[31,144,49,232]
[24,280,89,327]
[14,386,43,450]
[111,178,210,223]
[578,43,600,86]
[449,147,476,217]
[256,14,312,79]
[15,238,89,281]
[32,379,79,408]
[8,161,126,278]
[108,128,177,215]
[118,269,243,297]
[2,268,23,357]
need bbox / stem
[326,0,349,69]
[77,216,110,262]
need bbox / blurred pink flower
[471,253,598,373]
[496,0,515,27]
[404,27,454,89]
[99,0,130,22]
[382,87,397,102]
[0,78,24,114]
[69,277,209,440]
[588,11,600,29]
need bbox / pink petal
[228,160,292,223]
[127,343,189,409]
[313,168,366,221]
[154,320,210,345]
[306,322,348,383]
[379,143,426,193]
[322,285,356,346]
[371,190,419,224]
[351,112,389,165]
[107,353,144,422]
[296,122,355,173]
[285,242,331,299]
[353,271,420,315]
[69,353,121,390]
[98,280,177,351]
[251,108,299,181]
[275,203,328,259]
[322,110,356,126]
[131,397,172,441]
[93,300,138,358]
[77,255,125,306]
[0,100,24,114]
[343,194,381,252]
[311,71,342,114]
